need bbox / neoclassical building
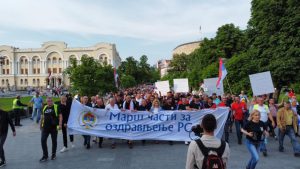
[0,41,121,90]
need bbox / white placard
[155,81,170,96]
[173,78,189,93]
[249,71,275,96]
[204,77,224,96]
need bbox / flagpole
[225,78,233,95]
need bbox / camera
[191,124,203,137]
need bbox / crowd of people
[0,85,300,169]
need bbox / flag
[114,67,119,88]
[216,58,227,89]
[48,70,52,79]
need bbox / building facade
[0,41,121,90]
[173,41,201,56]
[156,59,171,78]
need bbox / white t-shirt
[254,104,270,122]
[105,104,119,111]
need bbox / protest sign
[249,71,275,96]
[68,100,229,141]
[155,81,170,96]
[173,78,189,93]
[204,77,224,96]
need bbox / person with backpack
[185,114,230,169]
[241,109,268,169]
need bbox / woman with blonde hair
[241,110,268,169]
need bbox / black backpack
[195,139,226,169]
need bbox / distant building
[173,40,201,56]
[157,59,171,78]
[0,41,121,90]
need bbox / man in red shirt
[231,96,247,144]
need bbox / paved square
[3,119,300,169]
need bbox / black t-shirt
[58,103,69,124]
[95,105,105,109]
[43,105,60,131]
[162,104,175,110]
[189,101,202,109]
[243,120,266,143]
[178,104,189,110]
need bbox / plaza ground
[2,118,300,169]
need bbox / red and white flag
[216,58,227,89]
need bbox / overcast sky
[0,0,251,64]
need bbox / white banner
[204,77,224,96]
[68,100,229,141]
[249,71,275,96]
[155,81,170,96]
[173,78,189,93]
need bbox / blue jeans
[235,120,243,142]
[31,108,42,123]
[259,122,268,153]
[245,139,260,169]
[278,126,300,153]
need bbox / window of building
[2,69,5,74]
[59,68,62,73]
[48,68,51,74]
[37,68,40,74]
[20,79,23,85]
[1,80,4,85]
[25,69,28,75]
[33,79,36,84]
[53,57,57,64]
[6,69,9,74]
[47,58,51,64]
[58,58,62,64]
[25,79,28,85]
[33,69,36,74]
[37,79,40,85]
[21,69,24,74]
[53,68,57,73]
[32,59,35,64]
[25,59,28,64]
[6,60,9,65]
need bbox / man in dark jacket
[0,109,16,167]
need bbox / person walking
[30,92,43,124]
[81,96,92,149]
[0,109,16,167]
[59,95,74,153]
[231,96,247,144]
[12,95,27,126]
[241,110,268,169]
[39,97,62,162]
[277,101,300,157]
[253,97,275,156]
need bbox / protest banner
[173,78,189,93]
[204,77,224,96]
[155,81,170,96]
[68,100,229,141]
[249,71,275,96]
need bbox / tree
[120,74,136,88]
[64,55,115,97]
[118,55,159,86]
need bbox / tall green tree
[64,55,115,97]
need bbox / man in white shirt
[186,114,230,169]
[105,98,119,111]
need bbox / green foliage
[118,55,159,87]
[64,55,115,97]
[164,0,300,96]
[120,74,136,88]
